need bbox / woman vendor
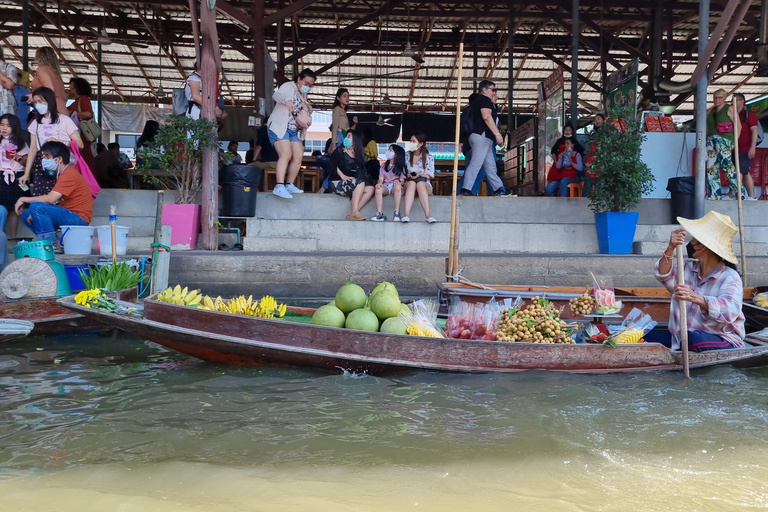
[648,210,745,351]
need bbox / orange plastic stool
[566,182,583,197]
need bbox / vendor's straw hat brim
[676,211,739,265]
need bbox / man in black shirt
[461,80,505,196]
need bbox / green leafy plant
[134,116,219,204]
[584,106,655,212]
[79,263,143,291]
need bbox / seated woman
[647,211,745,351]
[326,129,374,220]
[371,145,405,221]
[403,131,436,224]
[545,137,582,197]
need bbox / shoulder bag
[76,98,101,142]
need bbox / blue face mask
[300,85,312,94]
[42,158,58,171]
[342,138,352,148]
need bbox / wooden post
[109,204,117,265]
[153,190,164,245]
[150,225,172,296]
[198,0,220,251]
[731,96,748,286]
[676,245,690,379]
[447,43,464,280]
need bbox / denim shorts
[268,127,300,144]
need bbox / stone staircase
[244,194,768,255]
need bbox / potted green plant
[585,106,655,254]
[135,116,219,250]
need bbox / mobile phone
[18,183,29,191]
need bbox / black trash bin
[221,165,262,217]
[666,176,696,224]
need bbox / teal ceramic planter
[594,212,639,254]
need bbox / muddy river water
[1,333,767,511]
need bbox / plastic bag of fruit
[400,299,444,338]
[591,274,622,315]
[471,300,501,341]
[445,298,478,339]
[605,308,657,346]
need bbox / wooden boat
[1,288,139,337]
[57,296,768,374]
[0,319,35,343]
[437,282,760,325]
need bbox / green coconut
[369,289,401,321]
[335,277,367,314]
[345,308,380,332]
[311,304,346,328]
[400,303,410,315]
[380,317,407,335]
[370,282,399,300]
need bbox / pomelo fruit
[345,308,380,332]
[311,304,346,328]
[335,279,367,314]
[369,289,401,321]
[400,303,410,315]
[380,317,407,335]
[370,281,399,300]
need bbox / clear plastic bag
[610,308,658,345]
[400,299,444,338]
[591,273,622,314]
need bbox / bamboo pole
[731,96,748,286]
[676,245,691,379]
[447,43,464,280]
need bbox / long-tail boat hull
[0,319,34,343]
[58,296,768,374]
[1,288,138,336]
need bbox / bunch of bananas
[198,294,287,319]
[614,327,644,344]
[156,285,203,307]
[756,293,768,309]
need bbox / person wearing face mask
[371,144,406,221]
[267,69,316,199]
[460,80,506,197]
[326,129,375,220]
[550,122,585,163]
[14,141,92,249]
[402,132,436,223]
[649,211,745,351]
[20,87,83,197]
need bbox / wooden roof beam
[216,0,257,31]
[283,0,405,65]
[131,3,187,79]
[81,40,127,101]
[407,18,434,106]
[538,48,602,93]
[127,45,160,102]
[263,0,321,27]
[441,19,469,109]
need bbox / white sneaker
[272,184,293,199]
[401,216,410,223]
[426,217,436,224]
[745,196,758,201]
[285,183,304,194]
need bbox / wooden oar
[731,96,748,286]
[447,42,464,280]
[676,245,691,379]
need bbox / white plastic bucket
[96,225,130,256]
[59,226,95,255]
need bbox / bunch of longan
[569,290,595,316]
[495,297,574,344]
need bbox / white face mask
[35,103,49,115]
[384,150,395,160]
[408,142,419,152]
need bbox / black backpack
[460,99,475,138]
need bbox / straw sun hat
[677,211,738,264]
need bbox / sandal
[232,243,243,251]
[218,243,231,251]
